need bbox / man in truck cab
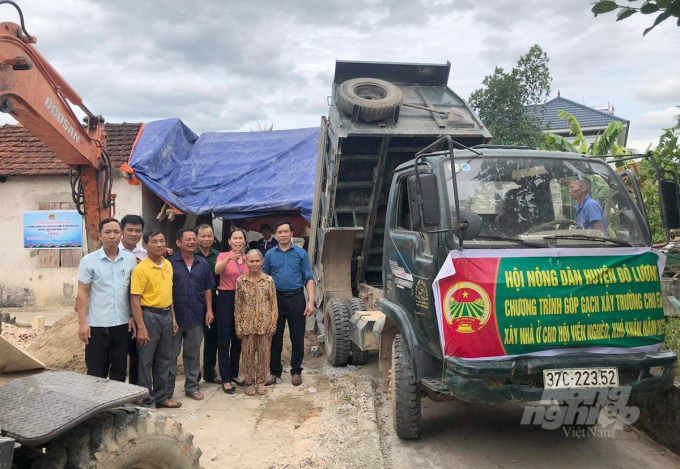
[569,178,607,233]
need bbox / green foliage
[469,45,552,147]
[591,0,680,36]
[636,114,680,243]
[541,111,630,157]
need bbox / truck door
[384,172,440,357]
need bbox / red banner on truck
[433,248,666,360]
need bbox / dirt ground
[11,314,680,469]
[172,359,382,469]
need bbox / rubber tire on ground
[392,334,421,439]
[324,299,351,367]
[30,407,202,469]
[336,77,404,122]
[346,298,370,366]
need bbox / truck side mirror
[661,178,680,229]
[407,173,440,229]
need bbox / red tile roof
[0,122,143,176]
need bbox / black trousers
[270,291,306,377]
[85,324,129,382]
[128,327,139,385]
[216,290,241,382]
[202,291,219,382]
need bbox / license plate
[543,368,619,389]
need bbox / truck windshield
[443,156,651,247]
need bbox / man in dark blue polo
[167,228,215,401]
[263,221,314,386]
[257,223,278,255]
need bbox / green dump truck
[309,60,679,438]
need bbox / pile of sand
[28,313,86,373]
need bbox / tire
[336,78,403,122]
[392,334,421,439]
[324,299,351,367]
[346,299,370,366]
[31,407,202,469]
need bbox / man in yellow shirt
[131,230,181,409]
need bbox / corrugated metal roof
[525,96,628,131]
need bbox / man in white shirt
[120,214,147,261]
[77,218,137,381]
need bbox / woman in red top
[214,229,248,393]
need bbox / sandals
[186,391,205,401]
[256,386,267,395]
[245,386,256,396]
[158,399,182,408]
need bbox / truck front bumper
[443,350,677,404]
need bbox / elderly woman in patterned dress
[234,249,278,396]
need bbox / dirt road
[172,354,680,469]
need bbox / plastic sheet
[128,119,319,220]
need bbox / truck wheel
[31,407,202,469]
[324,299,351,367]
[392,334,421,439]
[346,299,370,365]
[336,78,403,122]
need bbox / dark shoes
[232,378,246,387]
[292,374,303,386]
[222,384,235,394]
[265,375,278,386]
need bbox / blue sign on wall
[23,210,83,249]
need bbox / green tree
[591,0,680,36]
[469,45,552,147]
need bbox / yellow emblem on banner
[443,281,491,333]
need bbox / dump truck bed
[310,61,491,295]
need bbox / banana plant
[541,111,630,158]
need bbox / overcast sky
[1,0,678,151]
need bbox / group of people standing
[77,215,314,407]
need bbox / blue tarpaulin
[128,119,319,221]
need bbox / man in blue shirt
[167,228,215,401]
[77,218,137,381]
[569,179,608,234]
[263,221,314,386]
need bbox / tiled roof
[525,96,628,131]
[0,122,143,177]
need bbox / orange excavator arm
[0,1,114,252]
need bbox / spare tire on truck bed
[336,78,403,122]
[29,407,202,469]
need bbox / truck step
[421,378,452,395]
[337,181,375,189]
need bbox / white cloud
[0,0,678,143]
[627,106,680,151]
[635,79,680,104]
